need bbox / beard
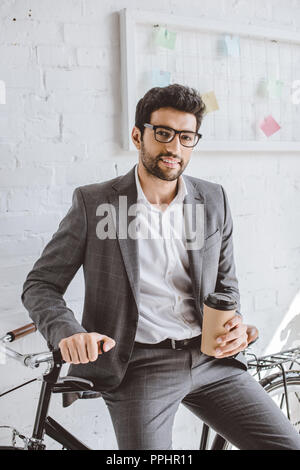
[140,141,187,181]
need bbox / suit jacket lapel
[182,175,206,320]
[108,167,140,311]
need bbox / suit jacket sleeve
[215,185,243,320]
[21,187,88,350]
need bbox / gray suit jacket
[21,164,248,394]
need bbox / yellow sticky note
[201,91,219,114]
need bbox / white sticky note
[224,35,240,58]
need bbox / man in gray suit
[22,84,300,450]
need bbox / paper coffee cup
[200,293,237,357]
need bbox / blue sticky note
[151,70,171,87]
[224,35,240,58]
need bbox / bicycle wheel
[262,370,300,431]
[221,370,300,450]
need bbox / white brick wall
[0,0,300,451]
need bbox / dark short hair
[135,83,206,139]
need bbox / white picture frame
[120,8,300,152]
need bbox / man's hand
[58,332,116,364]
[214,315,258,359]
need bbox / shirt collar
[134,163,187,209]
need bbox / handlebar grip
[52,348,65,364]
[7,322,37,342]
[99,340,105,354]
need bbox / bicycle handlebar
[0,332,105,369]
[12,343,105,369]
[6,322,36,342]
[24,348,66,368]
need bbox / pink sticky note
[259,115,281,137]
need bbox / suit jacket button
[120,354,128,363]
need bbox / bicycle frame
[199,423,226,450]
[26,351,90,450]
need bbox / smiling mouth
[160,158,181,168]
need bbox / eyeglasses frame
[143,123,202,148]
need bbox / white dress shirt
[134,163,202,343]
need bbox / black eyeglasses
[144,123,202,148]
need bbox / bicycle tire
[221,370,300,450]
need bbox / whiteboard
[120,8,300,152]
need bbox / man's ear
[131,126,142,150]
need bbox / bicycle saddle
[56,377,102,408]
[52,376,94,392]
[51,376,102,407]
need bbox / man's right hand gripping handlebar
[58,333,116,364]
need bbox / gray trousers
[101,340,300,450]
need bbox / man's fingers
[101,338,116,352]
[224,314,241,331]
[216,338,241,354]
[86,336,99,362]
[215,317,249,357]
[215,340,248,358]
[67,341,81,364]
[86,335,116,360]
[216,335,247,355]
[217,324,247,344]
[75,336,89,364]
[59,343,71,363]
[58,333,116,364]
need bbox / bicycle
[0,322,300,450]
[200,346,300,450]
